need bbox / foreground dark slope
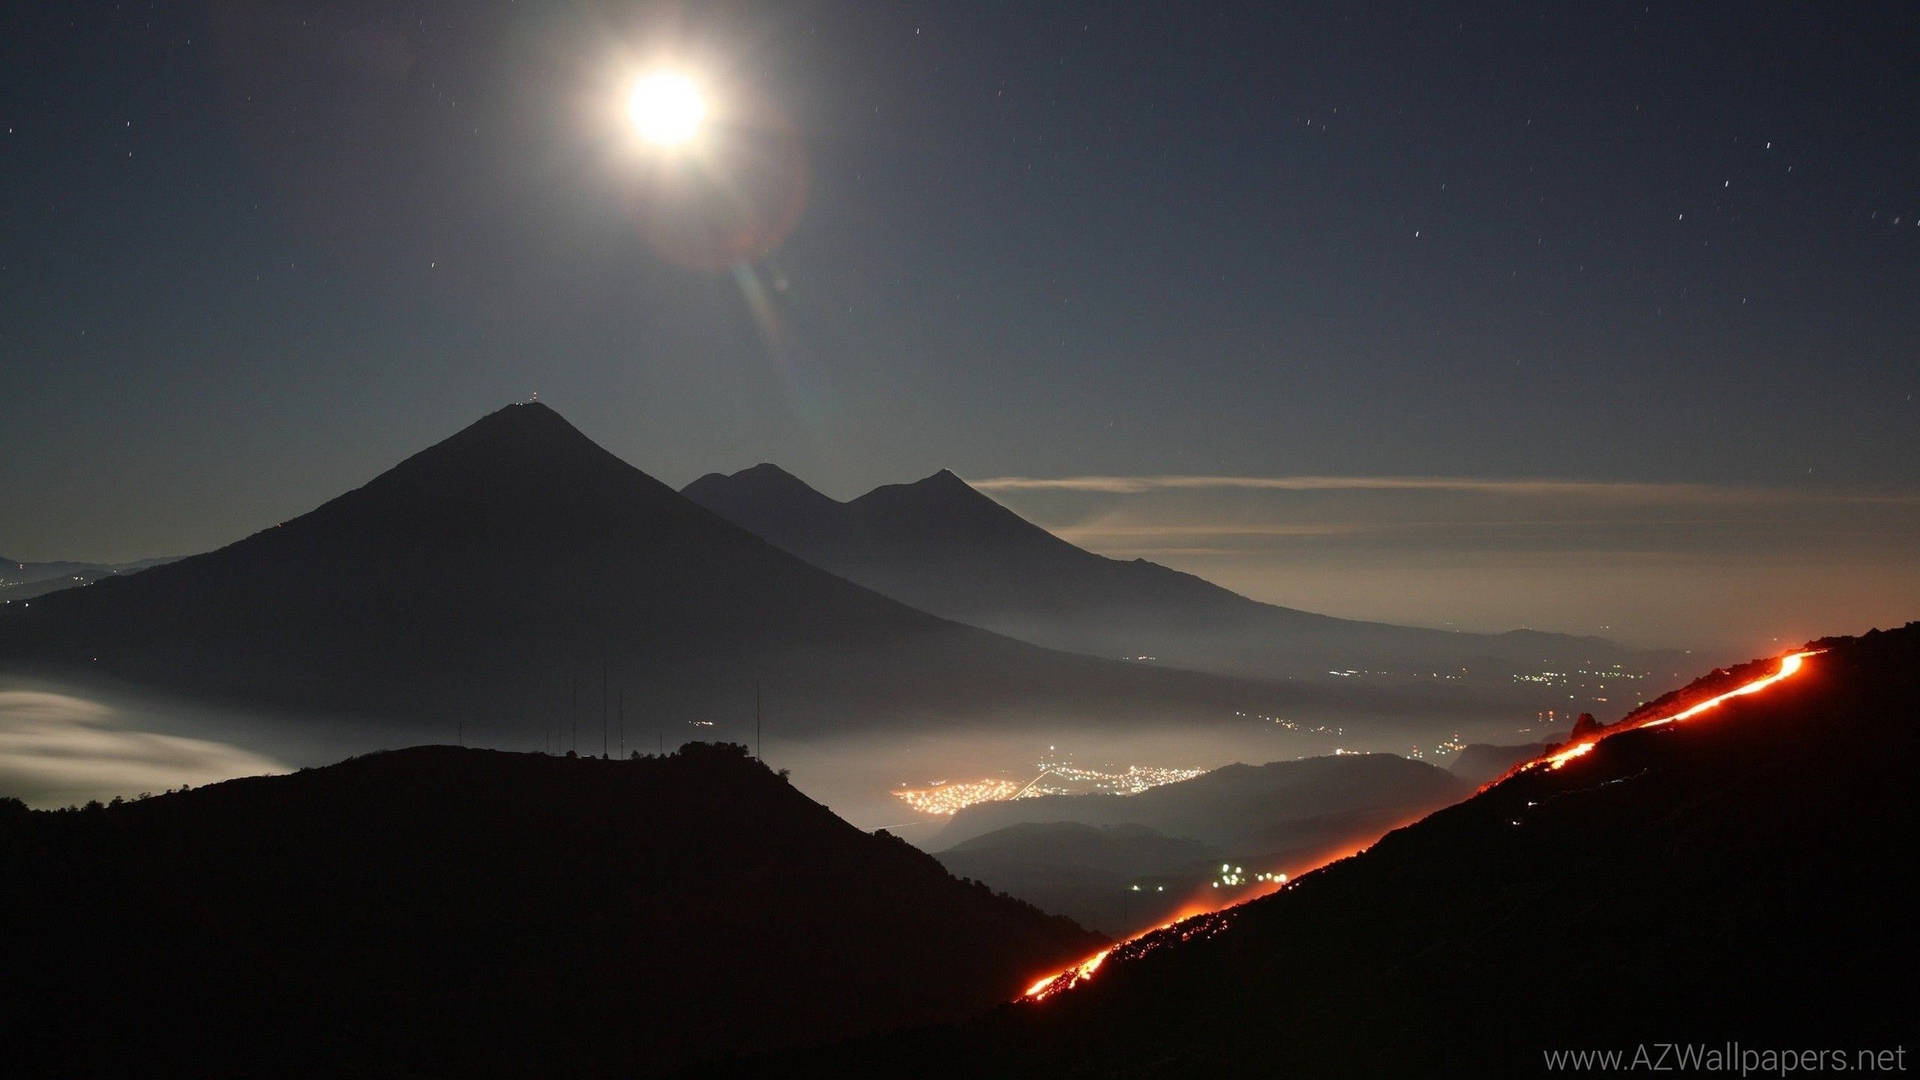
[0,743,1100,1077]
[683,464,1666,689]
[738,624,1920,1077]
[0,403,1291,736]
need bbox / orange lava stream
[1023,949,1109,998]
[1020,648,1821,1002]
[1021,853,1352,1001]
[1532,649,1817,772]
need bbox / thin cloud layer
[971,474,1916,504]
[972,474,1920,651]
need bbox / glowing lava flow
[1022,873,1308,1001]
[1021,648,1822,1003]
[1531,649,1817,773]
[1024,949,1109,998]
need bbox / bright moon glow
[628,72,706,146]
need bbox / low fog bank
[0,674,447,808]
[0,688,287,807]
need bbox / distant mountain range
[0,742,1100,1076]
[683,463,1679,696]
[0,404,1312,738]
[744,623,1920,1075]
[0,555,179,600]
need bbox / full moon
[628,72,707,147]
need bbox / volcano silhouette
[0,403,1272,733]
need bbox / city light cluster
[1409,730,1468,762]
[1209,865,1288,889]
[1512,663,1649,706]
[890,778,1026,816]
[893,759,1208,816]
[1025,760,1207,797]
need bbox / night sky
[4,1,1915,648]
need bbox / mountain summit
[682,461,842,527]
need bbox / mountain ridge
[0,741,1103,1076]
[681,462,1671,690]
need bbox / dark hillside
[0,743,1100,1077]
